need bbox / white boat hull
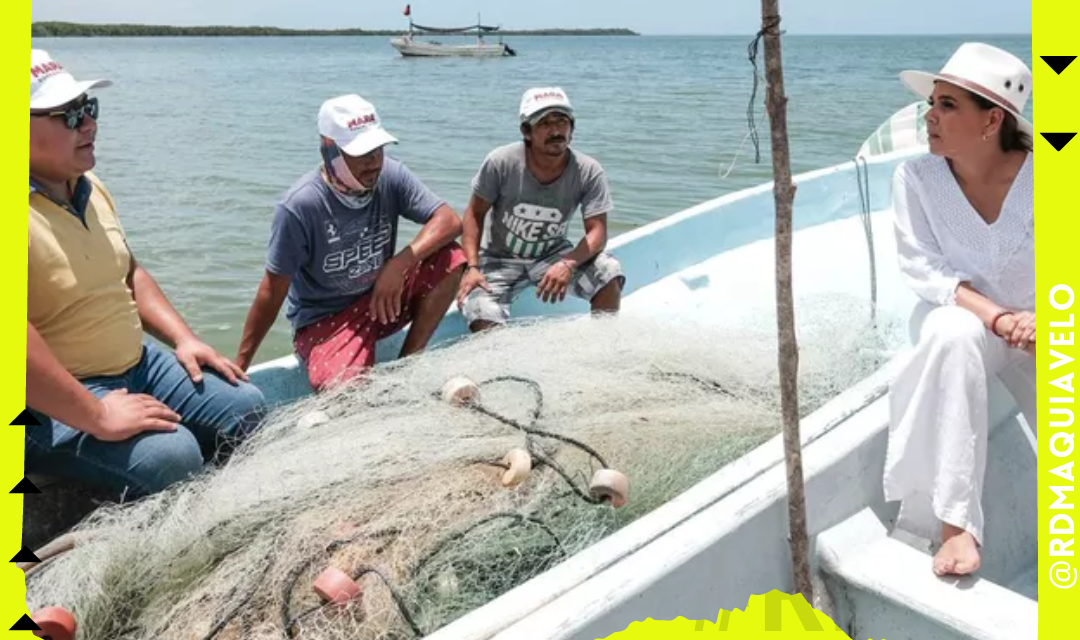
[391,37,512,58]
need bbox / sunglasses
[31,97,99,130]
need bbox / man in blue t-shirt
[237,94,466,392]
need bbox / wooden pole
[759,0,812,603]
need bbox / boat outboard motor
[504,44,517,56]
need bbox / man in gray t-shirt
[237,95,466,392]
[458,87,624,331]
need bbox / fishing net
[24,294,902,640]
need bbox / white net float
[589,469,630,508]
[500,448,532,487]
[441,376,480,407]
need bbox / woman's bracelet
[989,309,1014,335]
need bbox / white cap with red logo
[30,49,111,110]
[318,94,399,157]
[519,87,574,125]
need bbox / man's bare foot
[933,523,981,576]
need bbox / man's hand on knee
[370,255,411,324]
[90,389,181,442]
[175,337,248,386]
[457,266,491,310]
[536,259,574,304]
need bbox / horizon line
[29,20,1032,38]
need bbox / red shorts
[294,243,467,392]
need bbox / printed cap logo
[31,61,64,81]
[347,113,378,131]
[532,91,565,102]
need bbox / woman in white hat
[882,42,1035,577]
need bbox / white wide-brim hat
[899,42,1033,138]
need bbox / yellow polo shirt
[29,172,144,379]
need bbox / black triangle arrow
[11,477,42,494]
[11,547,41,563]
[1042,55,1077,74]
[10,409,42,426]
[9,614,41,631]
[1042,133,1077,151]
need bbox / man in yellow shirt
[26,50,266,498]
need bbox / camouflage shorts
[462,242,624,326]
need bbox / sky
[31,1,1032,36]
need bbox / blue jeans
[25,340,267,499]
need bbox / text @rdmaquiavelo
[1048,284,1078,590]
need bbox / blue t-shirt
[266,158,445,331]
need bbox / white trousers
[883,302,1037,546]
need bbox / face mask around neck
[319,137,376,207]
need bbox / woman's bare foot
[933,523,981,576]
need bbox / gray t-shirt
[266,158,444,331]
[472,142,613,260]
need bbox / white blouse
[891,152,1034,312]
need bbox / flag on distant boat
[404,4,411,17]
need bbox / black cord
[479,376,544,422]
[647,366,781,406]
[648,368,737,399]
[746,35,762,163]
[471,376,610,469]
[462,375,617,503]
[411,512,566,578]
[282,514,565,637]
[201,543,277,640]
[470,402,610,470]
[745,15,784,165]
[287,566,424,638]
[280,529,400,636]
[528,448,604,505]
